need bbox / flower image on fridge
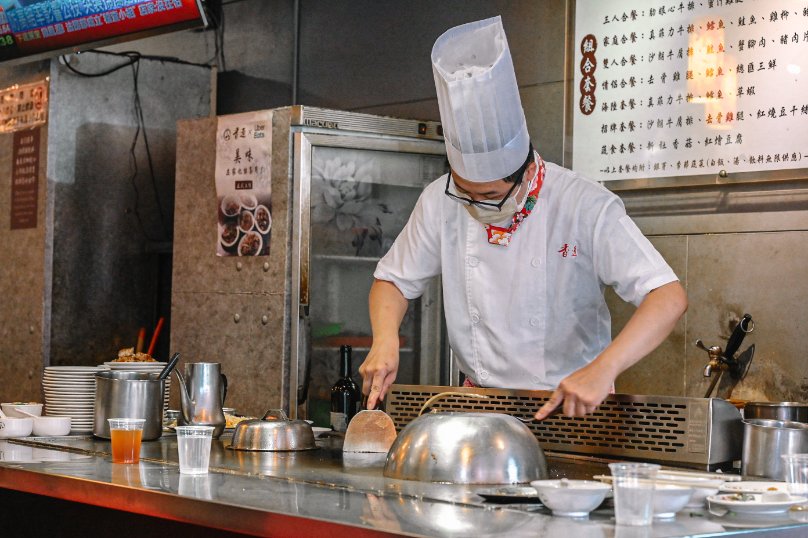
[293,138,450,426]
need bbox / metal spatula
[342,397,397,453]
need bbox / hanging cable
[59,50,184,242]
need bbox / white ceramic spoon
[12,408,39,419]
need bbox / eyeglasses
[444,145,533,210]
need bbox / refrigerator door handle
[297,305,312,406]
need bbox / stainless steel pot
[742,418,808,479]
[744,402,808,423]
[94,371,165,440]
[229,409,316,451]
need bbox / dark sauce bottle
[330,344,360,432]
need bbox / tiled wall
[612,200,808,402]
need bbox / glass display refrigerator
[287,107,450,423]
[171,106,451,422]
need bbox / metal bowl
[383,412,548,484]
[229,409,316,451]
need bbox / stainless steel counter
[1,434,807,537]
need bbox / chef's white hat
[432,16,529,182]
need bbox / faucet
[695,313,754,398]
[697,340,724,378]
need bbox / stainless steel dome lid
[383,411,548,484]
[229,409,317,451]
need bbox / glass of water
[176,425,215,474]
[608,462,660,526]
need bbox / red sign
[10,127,40,230]
[0,1,206,64]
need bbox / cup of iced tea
[108,418,145,464]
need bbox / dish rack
[386,385,743,470]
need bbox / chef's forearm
[369,279,409,346]
[594,280,688,377]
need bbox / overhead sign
[0,0,206,64]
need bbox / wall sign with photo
[214,111,272,257]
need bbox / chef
[359,16,687,418]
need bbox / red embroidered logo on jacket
[558,243,578,257]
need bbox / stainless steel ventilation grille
[386,385,743,469]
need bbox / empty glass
[782,453,808,496]
[108,418,145,464]
[176,425,214,474]
[609,462,660,526]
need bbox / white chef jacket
[373,160,678,390]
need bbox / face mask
[464,178,529,226]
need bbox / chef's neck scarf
[484,154,546,246]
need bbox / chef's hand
[534,360,616,419]
[361,279,409,410]
[359,338,399,410]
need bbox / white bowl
[219,221,240,250]
[657,473,722,508]
[653,484,694,518]
[531,479,611,517]
[240,193,258,210]
[1,402,43,417]
[32,416,72,436]
[238,230,263,256]
[0,417,33,438]
[220,194,241,217]
[254,204,272,234]
[238,209,255,233]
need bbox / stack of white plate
[42,366,101,433]
[102,362,171,412]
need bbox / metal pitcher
[175,362,228,438]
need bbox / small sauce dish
[531,479,611,517]
[653,484,694,519]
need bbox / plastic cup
[108,418,145,464]
[176,425,214,475]
[782,453,808,495]
[608,462,660,526]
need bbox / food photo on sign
[214,111,272,257]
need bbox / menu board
[0,0,205,64]
[573,0,808,182]
[0,79,47,133]
[10,127,40,229]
